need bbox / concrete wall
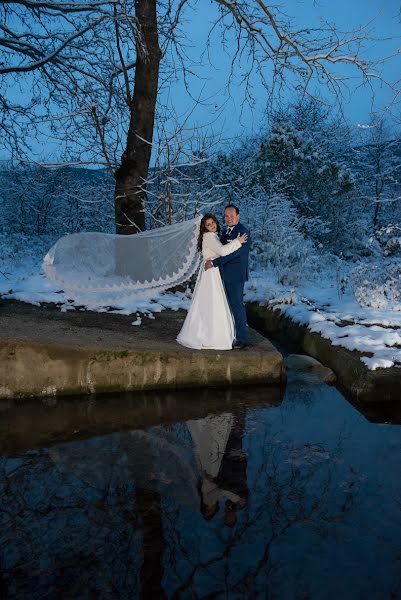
[0,337,285,399]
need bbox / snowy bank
[246,272,401,371]
[1,235,400,372]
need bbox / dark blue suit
[212,223,250,345]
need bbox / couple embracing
[177,205,250,351]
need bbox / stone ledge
[0,301,285,399]
[0,338,284,399]
[246,303,401,403]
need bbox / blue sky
[1,0,399,162]
[160,0,401,144]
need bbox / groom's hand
[204,260,213,270]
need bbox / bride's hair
[197,214,221,250]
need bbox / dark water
[1,376,401,600]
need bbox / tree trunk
[136,487,166,599]
[114,0,161,234]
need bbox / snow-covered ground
[1,234,400,371]
[247,272,401,371]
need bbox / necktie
[227,227,233,235]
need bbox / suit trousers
[224,280,247,344]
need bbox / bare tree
[0,0,398,233]
[0,0,118,153]
[113,0,161,232]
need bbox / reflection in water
[189,411,248,526]
[1,383,401,599]
[0,385,283,455]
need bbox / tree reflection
[162,412,366,599]
[0,391,399,599]
[0,448,142,598]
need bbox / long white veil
[43,216,202,299]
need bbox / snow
[1,235,400,372]
[246,270,401,371]
[0,234,192,316]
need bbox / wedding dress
[177,233,241,350]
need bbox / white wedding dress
[177,232,241,350]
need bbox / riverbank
[1,297,400,402]
[0,300,284,399]
[247,303,401,403]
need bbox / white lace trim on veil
[43,216,202,298]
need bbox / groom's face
[224,207,240,227]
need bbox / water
[1,376,401,599]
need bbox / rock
[284,354,337,384]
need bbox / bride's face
[205,218,217,233]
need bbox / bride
[177,214,248,350]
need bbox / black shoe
[233,341,247,349]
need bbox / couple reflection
[44,401,250,598]
[188,409,248,527]
[47,405,249,520]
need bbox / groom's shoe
[233,341,247,349]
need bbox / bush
[351,259,401,311]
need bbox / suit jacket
[212,223,250,283]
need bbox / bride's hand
[237,232,248,244]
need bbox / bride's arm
[203,233,241,257]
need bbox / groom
[205,204,250,349]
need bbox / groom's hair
[225,204,239,215]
